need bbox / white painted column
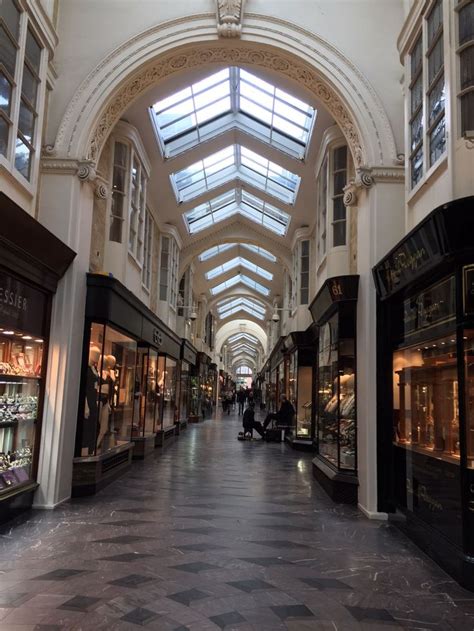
[34,164,95,508]
[354,171,404,519]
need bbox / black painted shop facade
[374,196,474,590]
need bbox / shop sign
[463,265,474,315]
[374,220,444,299]
[152,328,163,347]
[0,271,47,337]
[403,276,455,337]
[309,275,359,324]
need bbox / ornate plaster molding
[343,165,404,206]
[217,0,245,38]
[40,156,109,198]
[86,45,366,168]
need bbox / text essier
[0,288,28,311]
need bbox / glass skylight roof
[228,332,259,345]
[199,243,236,261]
[230,344,257,356]
[217,296,266,320]
[241,244,276,262]
[151,67,315,159]
[183,188,290,236]
[205,256,273,281]
[210,273,270,296]
[171,145,300,205]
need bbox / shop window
[133,347,159,440]
[393,334,460,464]
[316,156,328,262]
[317,313,356,471]
[457,0,474,135]
[161,357,177,429]
[408,0,446,189]
[0,329,43,491]
[331,146,347,247]
[110,142,129,243]
[159,235,179,306]
[79,323,137,457]
[300,240,310,304]
[0,1,44,182]
[141,210,153,290]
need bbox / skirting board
[358,503,388,520]
[33,495,70,510]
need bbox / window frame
[0,1,46,191]
[159,234,179,308]
[330,145,348,248]
[141,208,153,292]
[456,0,474,136]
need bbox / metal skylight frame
[230,344,258,356]
[240,244,277,262]
[171,145,300,205]
[210,273,270,296]
[183,186,291,236]
[228,332,259,344]
[217,296,266,320]
[199,243,237,261]
[205,256,273,281]
[151,67,315,159]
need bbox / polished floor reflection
[1,409,474,630]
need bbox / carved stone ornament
[86,46,365,167]
[217,0,245,38]
[343,182,358,207]
[94,183,108,199]
[355,167,374,189]
[77,161,97,182]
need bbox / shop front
[284,328,316,451]
[73,273,180,494]
[310,275,359,503]
[374,196,474,590]
[0,193,75,520]
[267,337,287,413]
[178,340,197,431]
[189,352,211,422]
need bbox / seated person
[242,401,265,438]
[263,394,295,430]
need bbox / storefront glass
[80,322,137,456]
[0,330,43,490]
[464,330,474,468]
[393,334,460,464]
[317,313,356,471]
[133,347,159,439]
[296,366,312,438]
[179,360,190,421]
[162,357,177,429]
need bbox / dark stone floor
[1,409,474,630]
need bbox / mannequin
[84,346,101,455]
[97,354,116,451]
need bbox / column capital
[216,0,245,38]
[344,164,405,206]
[41,155,109,199]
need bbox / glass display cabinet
[309,275,359,503]
[0,330,44,492]
[284,331,315,445]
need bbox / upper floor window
[142,210,153,291]
[1,1,44,183]
[457,0,474,135]
[316,156,328,262]
[331,146,348,247]
[159,235,179,307]
[408,0,446,189]
[109,138,149,267]
[300,240,310,304]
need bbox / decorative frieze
[217,0,245,38]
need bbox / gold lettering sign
[406,478,443,512]
[330,280,343,298]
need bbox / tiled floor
[1,409,474,630]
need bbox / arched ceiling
[121,61,336,369]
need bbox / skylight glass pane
[173,147,300,206]
[217,296,266,314]
[240,190,290,235]
[199,244,237,261]
[152,68,315,159]
[228,333,259,344]
[211,273,269,296]
[241,244,277,262]
[205,257,273,281]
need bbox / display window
[80,322,137,456]
[464,330,474,468]
[179,361,190,420]
[162,356,177,429]
[393,334,460,464]
[133,347,159,439]
[316,312,356,471]
[296,366,312,438]
[0,329,44,491]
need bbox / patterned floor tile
[209,610,246,629]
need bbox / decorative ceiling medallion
[87,46,365,169]
[217,0,245,38]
